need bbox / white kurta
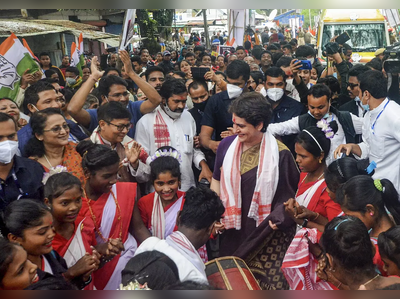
[135,106,206,191]
[268,113,363,166]
[356,98,400,194]
[135,236,208,283]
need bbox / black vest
[298,106,359,144]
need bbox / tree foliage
[136,9,174,54]
[301,9,321,28]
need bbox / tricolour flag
[22,38,38,61]
[70,41,82,76]
[0,33,40,100]
[70,33,85,76]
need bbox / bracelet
[312,212,320,221]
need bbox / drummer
[135,186,225,283]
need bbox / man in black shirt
[264,67,306,153]
[200,60,250,153]
[158,51,174,74]
[0,113,44,212]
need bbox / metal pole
[203,9,210,49]
[309,9,312,28]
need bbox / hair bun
[76,139,96,157]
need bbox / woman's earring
[319,159,322,164]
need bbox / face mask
[66,77,77,86]
[360,93,370,111]
[30,104,39,112]
[354,96,361,103]
[193,99,208,112]
[259,86,267,97]
[307,58,315,65]
[332,72,338,79]
[266,88,284,102]
[0,140,19,164]
[361,103,370,111]
[164,104,183,119]
[227,84,243,99]
[308,110,330,119]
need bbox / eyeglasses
[105,121,132,132]
[108,91,129,99]
[346,82,359,90]
[43,124,70,134]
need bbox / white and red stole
[52,218,96,290]
[281,228,335,290]
[166,231,206,277]
[154,109,171,149]
[150,194,208,262]
[151,193,184,239]
[281,177,335,290]
[220,132,279,230]
[79,182,137,290]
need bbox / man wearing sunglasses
[339,64,371,118]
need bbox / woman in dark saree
[211,92,300,289]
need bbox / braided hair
[76,139,119,174]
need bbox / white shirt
[268,113,363,166]
[356,98,400,194]
[135,236,208,283]
[135,106,206,191]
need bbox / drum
[205,256,261,290]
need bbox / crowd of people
[1,26,400,291]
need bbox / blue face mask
[308,111,330,119]
[354,96,361,103]
[361,103,370,111]
[360,94,369,111]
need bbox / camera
[383,43,400,73]
[323,42,341,56]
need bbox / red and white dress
[77,182,137,290]
[282,173,342,290]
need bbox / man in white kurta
[334,70,400,194]
[135,78,211,191]
[135,234,208,284]
[338,98,400,194]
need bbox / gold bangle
[313,212,320,221]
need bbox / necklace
[363,273,380,287]
[295,172,325,197]
[83,188,123,242]
[44,154,53,169]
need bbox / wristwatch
[298,218,309,229]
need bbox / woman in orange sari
[24,108,85,184]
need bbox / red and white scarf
[151,193,183,239]
[90,128,148,164]
[281,228,334,290]
[220,132,279,230]
[154,109,171,149]
[166,231,205,274]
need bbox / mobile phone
[335,32,350,45]
[191,67,210,79]
[296,60,312,70]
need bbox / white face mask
[266,88,284,102]
[307,58,315,65]
[0,140,19,164]
[227,84,243,99]
[164,104,183,120]
[259,86,267,97]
